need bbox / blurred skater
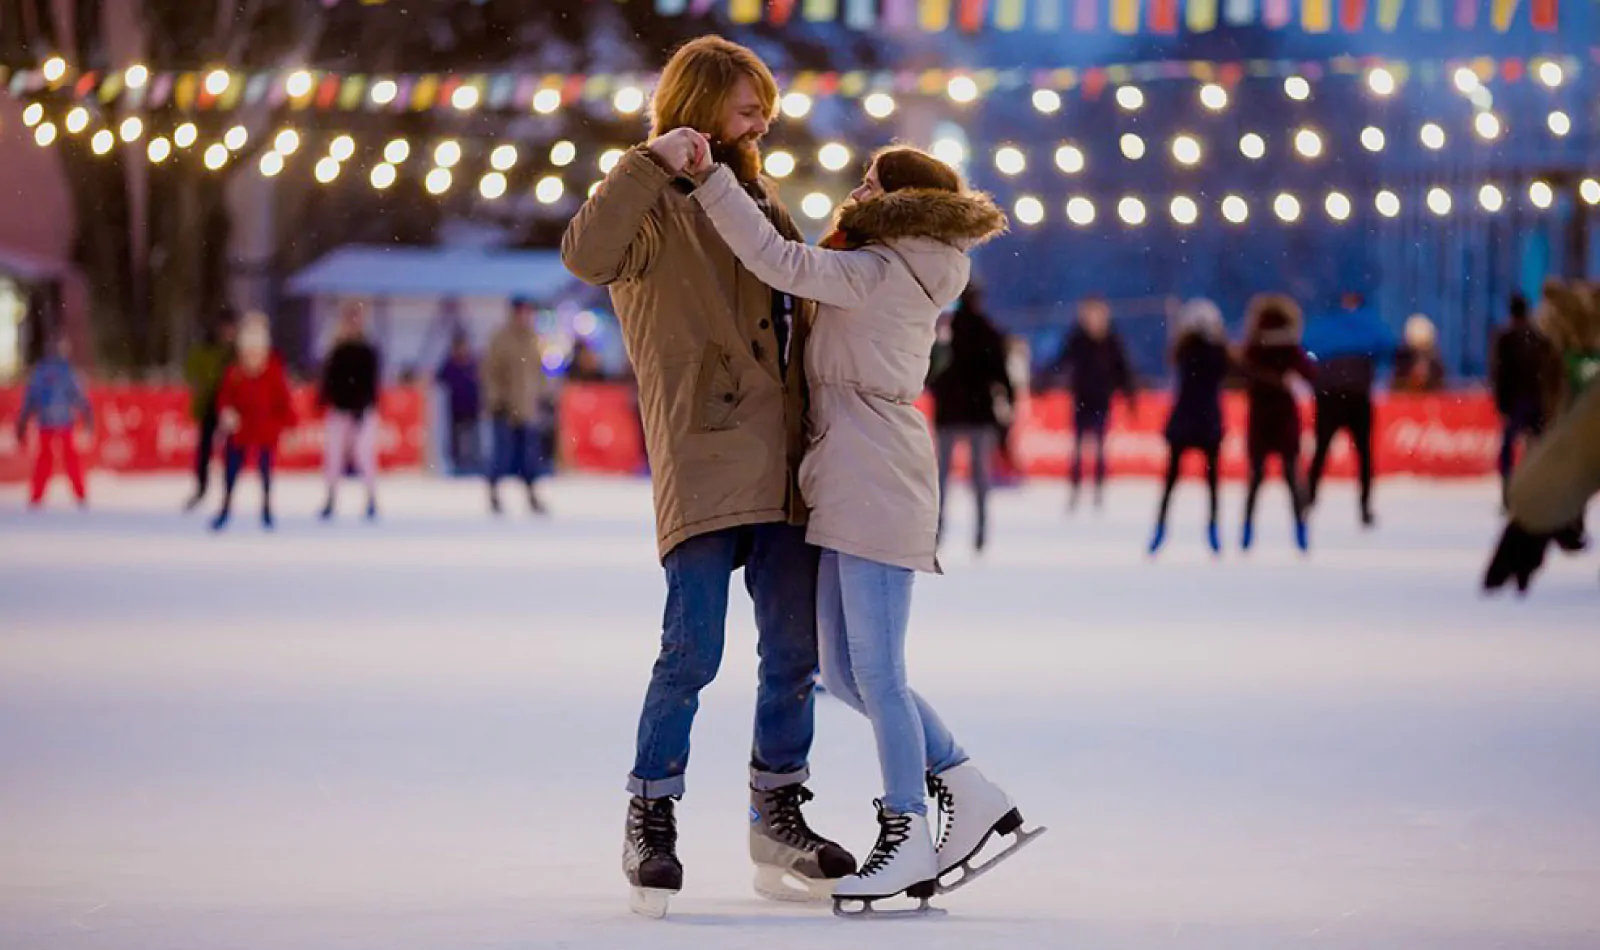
[1238,294,1314,553]
[318,303,382,521]
[930,284,1014,553]
[1149,300,1230,555]
[16,334,92,510]
[212,312,294,532]
[1047,298,1135,512]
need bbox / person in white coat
[679,138,1033,909]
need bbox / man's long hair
[649,36,778,138]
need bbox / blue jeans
[629,523,821,799]
[936,425,997,546]
[816,549,967,816]
[489,417,548,487]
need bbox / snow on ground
[1,472,1598,950]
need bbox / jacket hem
[657,507,791,563]
[806,528,942,575]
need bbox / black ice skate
[623,796,682,918]
[749,784,856,902]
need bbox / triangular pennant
[1187,0,1220,31]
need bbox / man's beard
[711,135,763,183]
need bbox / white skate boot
[831,802,943,918]
[928,763,1046,894]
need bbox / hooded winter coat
[561,149,816,561]
[693,165,1006,573]
[1164,333,1230,450]
[1239,296,1315,458]
[929,302,1013,429]
[217,355,295,450]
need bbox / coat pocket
[691,342,743,432]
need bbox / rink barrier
[1,383,1502,483]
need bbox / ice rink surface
[3,473,1598,949]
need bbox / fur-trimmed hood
[831,190,1007,307]
[835,189,1008,250]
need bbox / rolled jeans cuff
[626,773,686,800]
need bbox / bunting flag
[844,0,875,27]
[1530,0,1556,29]
[1489,0,1517,28]
[958,0,988,30]
[995,0,1027,29]
[803,0,839,19]
[1455,0,1476,24]
[1342,0,1368,28]
[919,0,953,31]
[1378,0,1405,28]
[1417,0,1444,27]
[883,0,917,29]
[1151,0,1181,31]
[1303,0,1333,30]
[1224,0,1256,24]
[1263,0,1291,26]
[655,0,688,12]
[1187,0,1220,31]
[1075,0,1099,29]
[1111,0,1141,33]
[1036,0,1064,30]
[768,0,798,25]
[729,0,763,22]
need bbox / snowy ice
[2,473,1598,949]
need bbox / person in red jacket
[212,311,295,531]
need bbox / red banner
[3,383,1502,484]
[1,384,428,483]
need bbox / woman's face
[849,163,883,204]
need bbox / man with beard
[561,36,855,917]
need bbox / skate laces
[859,801,913,877]
[633,798,677,859]
[763,784,827,851]
[927,773,956,851]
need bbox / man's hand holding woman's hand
[646,128,712,176]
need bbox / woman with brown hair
[1237,294,1315,552]
[680,140,1042,913]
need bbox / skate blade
[629,887,673,919]
[832,894,946,919]
[753,864,836,903]
[937,823,1048,895]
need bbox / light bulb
[491,144,518,172]
[434,140,462,168]
[224,126,248,151]
[1474,112,1502,141]
[1295,128,1324,159]
[1479,184,1505,212]
[478,172,507,200]
[865,92,898,119]
[125,64,149,90]
[329,135,356,162]
[452,85,481,112]
[370,80,398,106]
[1014,196,1045,226]
[536,176,564,204]
[947,75,979,104]
[1239,133,1266,160]
[1361,127,1386,152]
[801,192,834,220]
[274,128,301,156]
[315,156,340,184]
[119,116,144,143]
[91,129,115,155]
[64,107,89,135]
[42,56,67,83]
[425,168,453,195]
[1548,111,1571,137]
[204,143,229,170]
[1030,89,1060,115]
[1170,195,1199,225]
[34,122,58,147]
[1171,134,1202,167]
[763,151,795,178]
[1284,76,1311,101]
[598,149,625,174]
[1581,179,1600,206]
[259,151,284,178]
[1427,187,1452,216]
[612,86,645,116]
[204,69,231,96]
[818,142,852,172]
[1453,67,1480,94]
[22,103,44,127]
[370,163,397,190]
[173,122,197,149]
[533,88,562,114]
[1200,84,1228,112]
[1120,133,1146,161]
[1274,193,1302,223]
[1222,194,1249,224]
[1325,192,1352,221]
[1116,86,1144,111]
[994,146,1026,176]
[1066,197,1096,227]
[1376,190,1401,218]
[1367,67,1396,97]
[1420,123,1446,150]
[286,70,315,99]
[780,92,811,119]
[1529,181,1554,209]
[1054,144,1085,175]
[550,141,576,167]
[1118,196,1147,226]
[1537,61,1564,88]
[932,138,966,167]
